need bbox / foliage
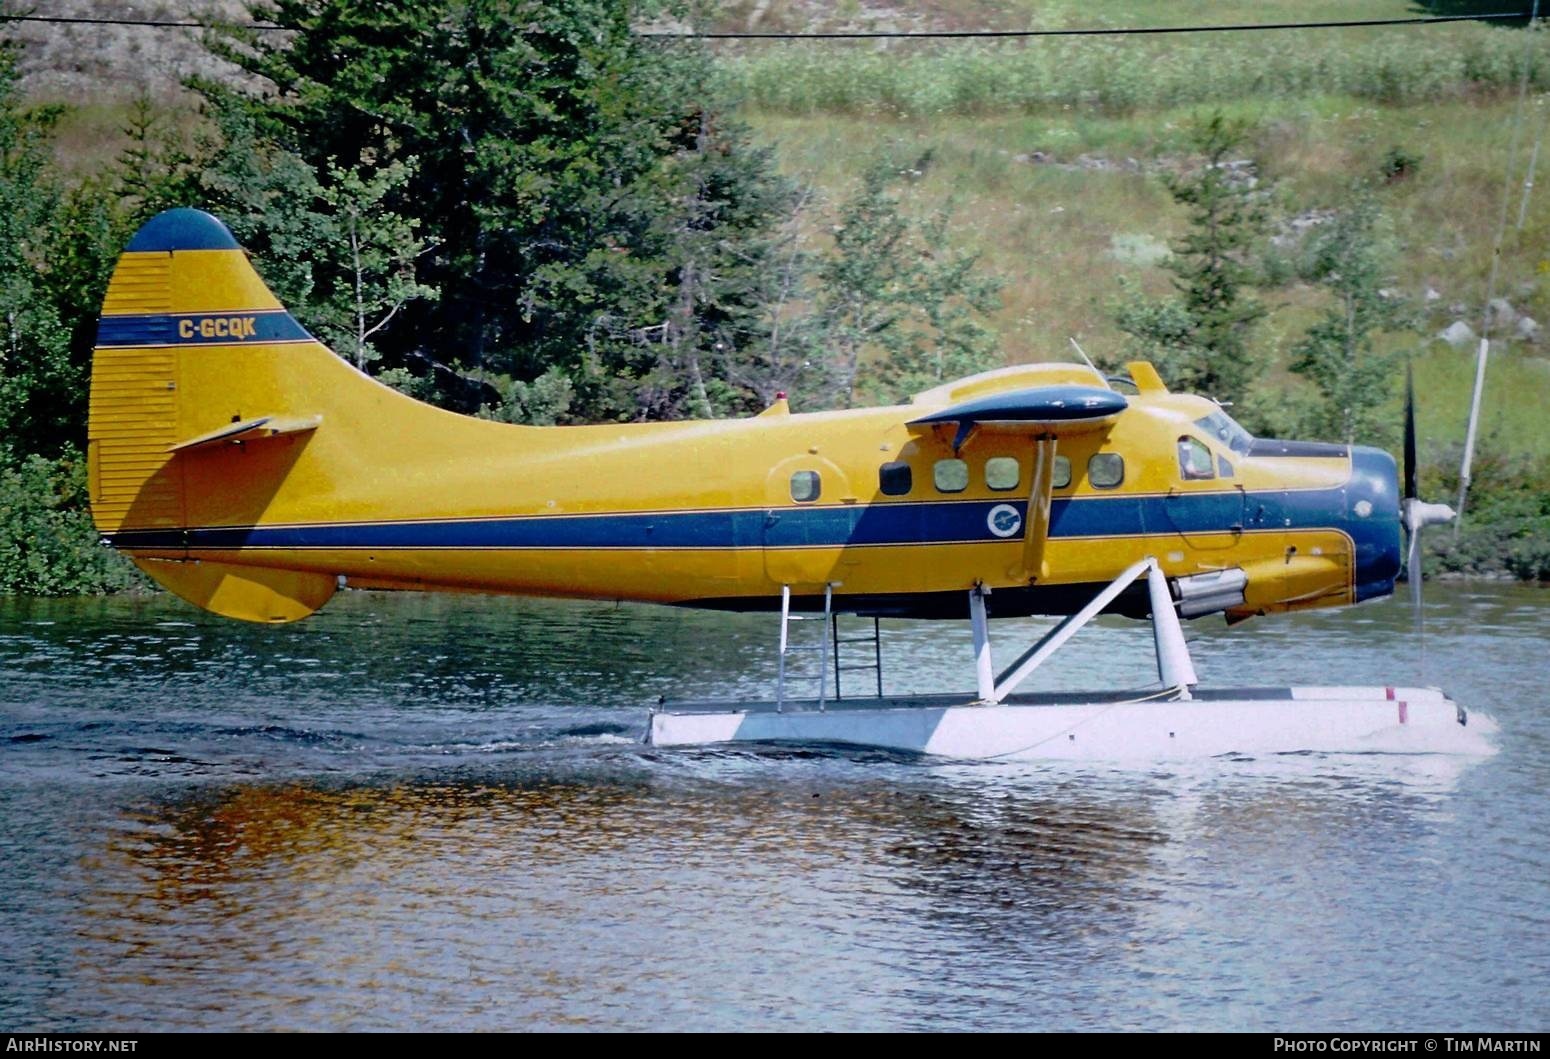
[1287,184,1409,447]
[1380,145,1423,184]
[1412,445,1550,580]
[478,366,576,426]
[0,36,72,461]
[1113,112,1268,403]
[726,28,1550,116]
[313,159,440,369]
[0,452,143,596]
[199,0,795,421]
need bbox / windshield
[1193,410,1254,456]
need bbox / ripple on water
[0,583,1545,1030]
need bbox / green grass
[32,2,1550,473]
[746,91,1550,467]
[720,19,1548,114]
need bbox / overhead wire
[0,9,1543,38]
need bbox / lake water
[1,582,1546,1031]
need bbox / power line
[645,11,1546,40]
[0,9,1544,39]
[0,13,281,31]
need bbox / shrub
[0,452,145,596]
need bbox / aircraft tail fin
[88,208,354,622]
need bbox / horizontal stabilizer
[909,385,1127,450]
[168,414,322,454]
[134,558,337,624]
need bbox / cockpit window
[1178,436,1215,480]
[1194,410,1254,456]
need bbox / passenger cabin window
[879,461,912,496]
[934,458,969,493]
[985,457,1020,491]
[1178,436,1215,481]
[1217,454,1234,479]
[1053,455,1072,489]
[790,470,821,503]
[1088,453,1124,489]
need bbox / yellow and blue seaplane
[87,209,1480,761]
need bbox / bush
[1422,453,1550,581]
[0,452,145,596]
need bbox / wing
[907,384,1127,451]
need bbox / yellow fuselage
[88,210,1404,625]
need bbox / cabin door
[762,454,855,590]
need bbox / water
[1,582,1545,1031]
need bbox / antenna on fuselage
[1068,337,1098,373]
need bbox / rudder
[88,208,338,622]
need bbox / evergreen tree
[1288,185,1406,446]
[812,160,1002,407]
[0,37,71,459]
[1115,112,1268,402]
[204,0,793,421]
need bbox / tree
[202,0,793,422]
[0,36,71,460]
[1288,184,1407,446]
[582,106,798,420]
[314,160,439,370]
[810,160,1002,407]
[1115,111,1268,402]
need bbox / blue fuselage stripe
[105,486,1397,563]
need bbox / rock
[1449,302,1469,317]
[1109,232,1172,266]
[1425,288,1442,303]
[1516,316,1540,342]
[1271,208,1335,249]
[1488,298,1518,327]
[1379,288,1398,300]
[1438,320,1477,348]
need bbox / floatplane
[88,208,1480,761]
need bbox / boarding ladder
[774,584,883,712]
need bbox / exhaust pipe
[1174,568,1248,618]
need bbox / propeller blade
[1407,516,1423,614]
[1404,363,1418,502]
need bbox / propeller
[1401,364,1457,613]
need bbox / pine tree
[204,0,793,421]
[811,160,1002,407]
[1288,184,1406,446]
[1115,112,1268,402]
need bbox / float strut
[776,584,791,713]
[987,557,1197,704]
[969,583,995,701]
[1147,561,1198,698]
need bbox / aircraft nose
[1347,445,1404,602]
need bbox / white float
[647,559,1496,762]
